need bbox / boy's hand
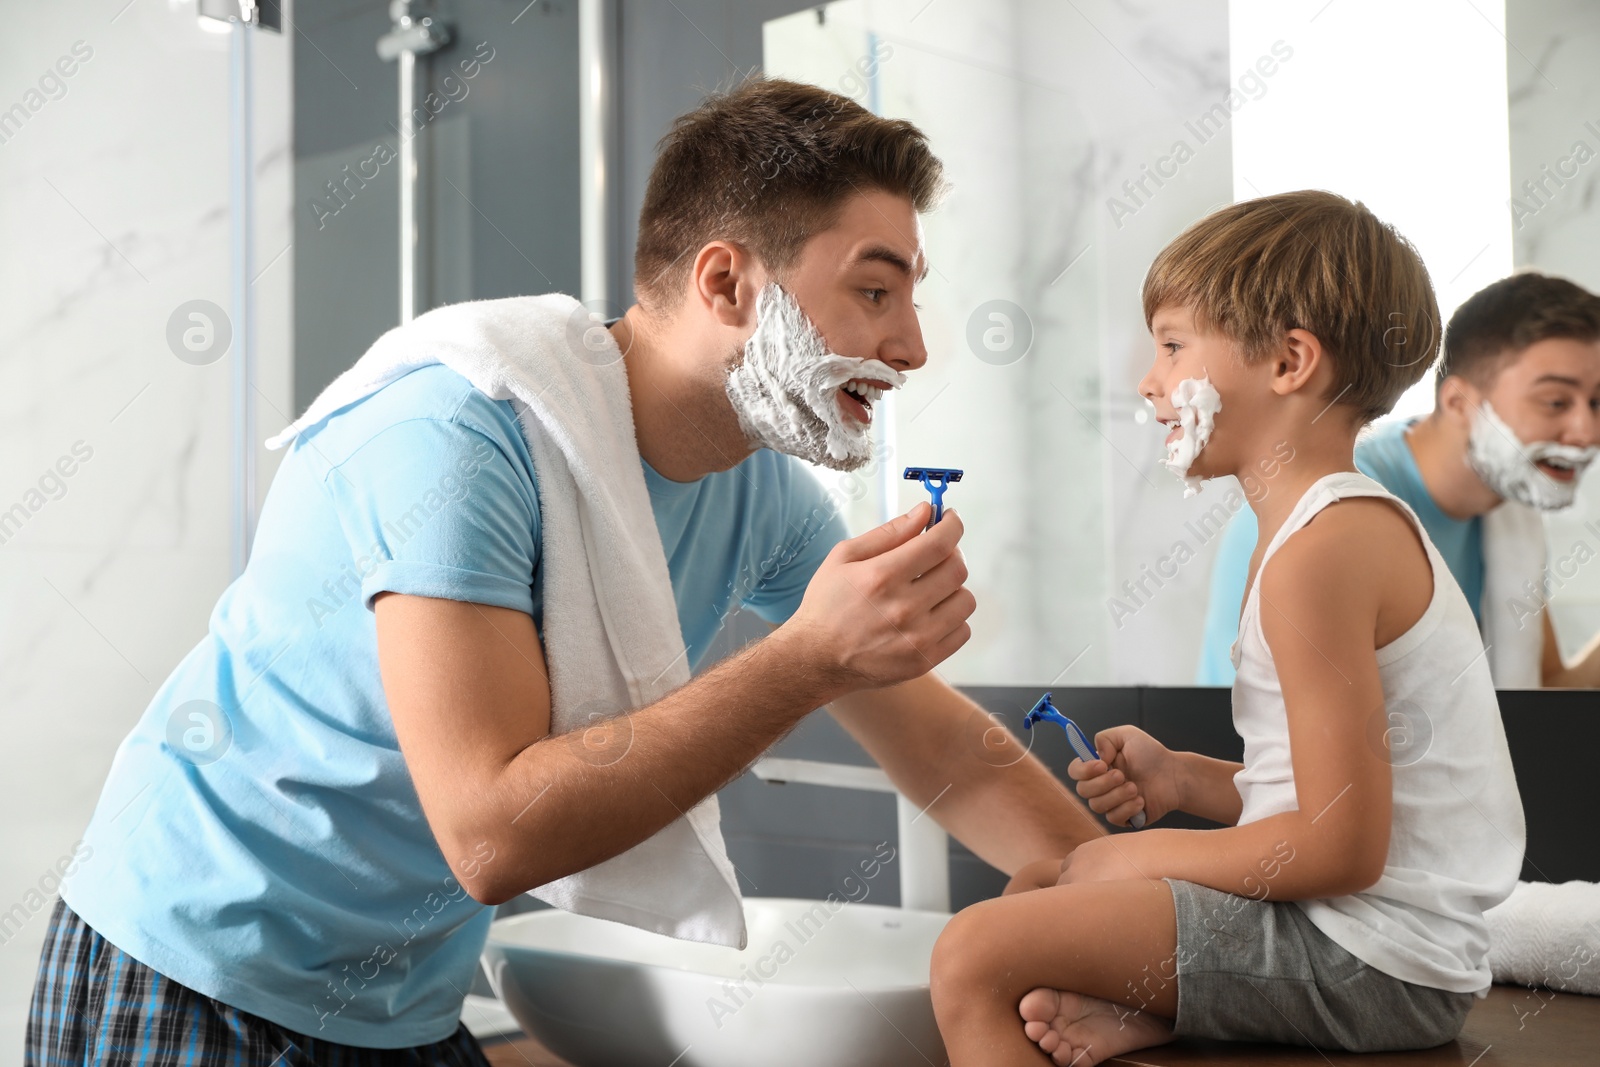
[1068,726,1183,827]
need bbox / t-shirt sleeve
[740,462,850,626]
[320,417,540,615]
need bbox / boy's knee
[930,904,1003,998]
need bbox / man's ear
[688,240,762,328]
[1435,374,1480,428]
[1268,328,1325,397]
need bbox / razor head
[903,467,964,483]
[1022,691,1067,731]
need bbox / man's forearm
[829,675,1105,876]
[472,629,836,903]
[935,741,1108,871]
[1544,626,1600,687]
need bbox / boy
[929,191,1525,1064]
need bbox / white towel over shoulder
[267,295,746,948]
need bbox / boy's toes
[1019,986,1063,1024]
[1052,1042,1086,1067]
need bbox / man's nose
[880,302,929,372]
[1564,401,1600,448]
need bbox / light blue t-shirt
[1195,418,1485,685]
[63,364,847,1048]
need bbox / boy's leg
[931,878,1179,1067]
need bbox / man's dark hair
[1438,271,1600,389]
[632,75,947,311]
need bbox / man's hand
[1055,836,1151,885]
[782,501,975,694]
[1068,726,1182,828]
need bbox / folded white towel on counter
[1485,879,1600,994]
[1480,501,1546,689]
[266,296,747,949]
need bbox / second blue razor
[1023,691,1147,830]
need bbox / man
[1198,271,1600,688]
[28,78,1096,1063]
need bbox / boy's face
[1138,305,1265,482]
[1477,337,1600,485]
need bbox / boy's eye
[1164,341,1182,356]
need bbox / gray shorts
[1166,879,1473,1052]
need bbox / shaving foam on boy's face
[1466,399,1599,510]
[1161,373,1223,497]
[724,282,907,471]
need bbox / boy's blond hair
[1142,190,1439,423]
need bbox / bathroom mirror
[765,0,1600,687]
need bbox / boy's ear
[689,240,762,329]
[1268,328,1325,398]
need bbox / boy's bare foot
[1018,987,1174,1066]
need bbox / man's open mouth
[1536,456,1581,482]
[838,378,893,425]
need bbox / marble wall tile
[0,0,291,1047]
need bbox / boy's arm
[1062,502,1408,901]
[1175,750,1245,826]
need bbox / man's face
[1480,337,1600,487]
[778,188,931,422]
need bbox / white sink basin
[482,897,951,1067]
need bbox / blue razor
[1023,692,1146,829]
[903,467,963,527]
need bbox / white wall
[0,1,290,1054]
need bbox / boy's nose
[1136,364,1162,403]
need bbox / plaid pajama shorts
[27,899,494,1067]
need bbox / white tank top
[1230,472,1525,994]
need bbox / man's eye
[862,289,885,304]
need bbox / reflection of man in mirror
[1199,272,1600,688]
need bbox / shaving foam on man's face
[724,282,907,471]
[1161,373,1223,497]
[1466,399,1599,510]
